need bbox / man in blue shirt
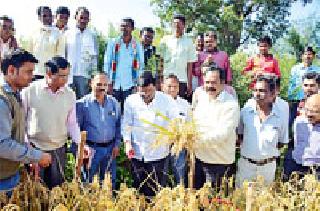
[103,18,144,109]
[288,46,320,126]
[76,72,121,189]
[0,49,51,192]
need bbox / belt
[86,140,114,147]
[242,155,277,166]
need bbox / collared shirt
[122,91,179,161]
[28,26,65,76]
[238,99,288,160]
[292,117,320,166]
[76,94,121,147]
[66,28,98,82]
[159,34,197,82]
[0,37,17,60]
[288,63,320,101]
[243,54,281,77]
[193,90,240,164]
[104,37,144,91]
[194,50,232,85]
[174,96,191,121]
[21,80,80,150]
[0,81,42,188]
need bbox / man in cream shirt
[28,6,65,80]
[21,56,82,189]
[159,14,196,100]
[193,63,240,189]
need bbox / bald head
[305,94,320,125]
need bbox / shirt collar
[298,63,318,70]
[247,99,280,118]
[76,27,89,34]
[39,79,66,94]
[89,93,111,105]
[1,80,15,94]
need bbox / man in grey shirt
[0,49,51,192]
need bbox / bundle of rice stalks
[140,111,200,157]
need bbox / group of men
[0,6,320,200]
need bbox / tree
[150,0,312,54]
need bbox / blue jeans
[88,143,116,189]
[170,150,186,185]
[72,76,89,99]
[0,172,20,193]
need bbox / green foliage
[116,143,133,187]
[65,153,76,182]
[230,52,251,107]
[150,0,311,54]
[276,53,297,100]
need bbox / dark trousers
[71,76,89,99]
[40,146,66,189]
[179,82,192,102]
[289,102,299,130]
[32,75,44,81]
[131,157,168,197]
[113,87,133,111]
[283,148,318,181]
[195,158,234,190]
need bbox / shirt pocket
[262,125,279,147]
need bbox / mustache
[96,88,106,92]
[206,87,216,92]
[253,95,265,100]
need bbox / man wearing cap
[76,73,121,189]
[122,71,179,196]
[288,47,320,126]
[21,56,83,189]
[159,14,197,100]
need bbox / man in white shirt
[193,63,240,189]
[122,71,179,196]
[66,7,98,99]
[162,74,190,185]
[21,56,83,189]
[0,16,18,84]
[159,14,197,100]
[237,75,288,187]
[28,6,65,80]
